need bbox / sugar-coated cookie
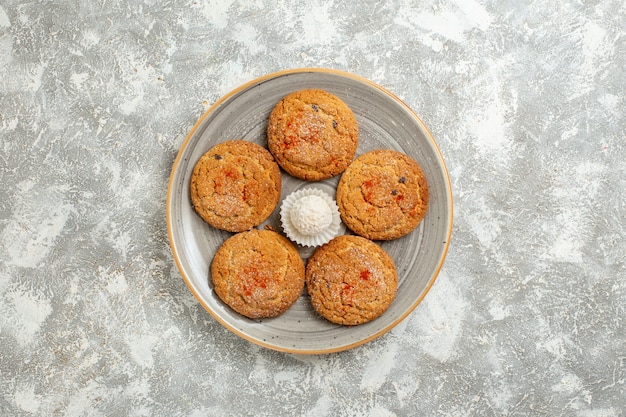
[211,229,305,319]
[267,89,358,181]
[190,140,281,232]
[336,149,428,240]
[305,235,397,325]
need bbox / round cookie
[190,140,281,232]
[336,149,429,240]
[211,229,305,319]
[306,235,397,326]
[267,89,358,181]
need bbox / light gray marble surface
[1,1,624,416]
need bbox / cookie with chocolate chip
[336,149,429,240]
[305,235,397,325]
[211,229,305,319]
[190,140,281,232]
[267,89,358,181]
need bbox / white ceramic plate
[167,68,453,354]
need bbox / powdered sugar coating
[290,195,333,235]
[280,188,342,247]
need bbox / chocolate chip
[332,120,337,129]
[398,176,406,183]
[214,154,222,160]
[391,189,398,195]
[311,104,319,112]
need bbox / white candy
[280,188,344,247]
[290,195,333,236]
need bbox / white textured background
[1,1,624,416]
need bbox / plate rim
[166,67,454,354]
